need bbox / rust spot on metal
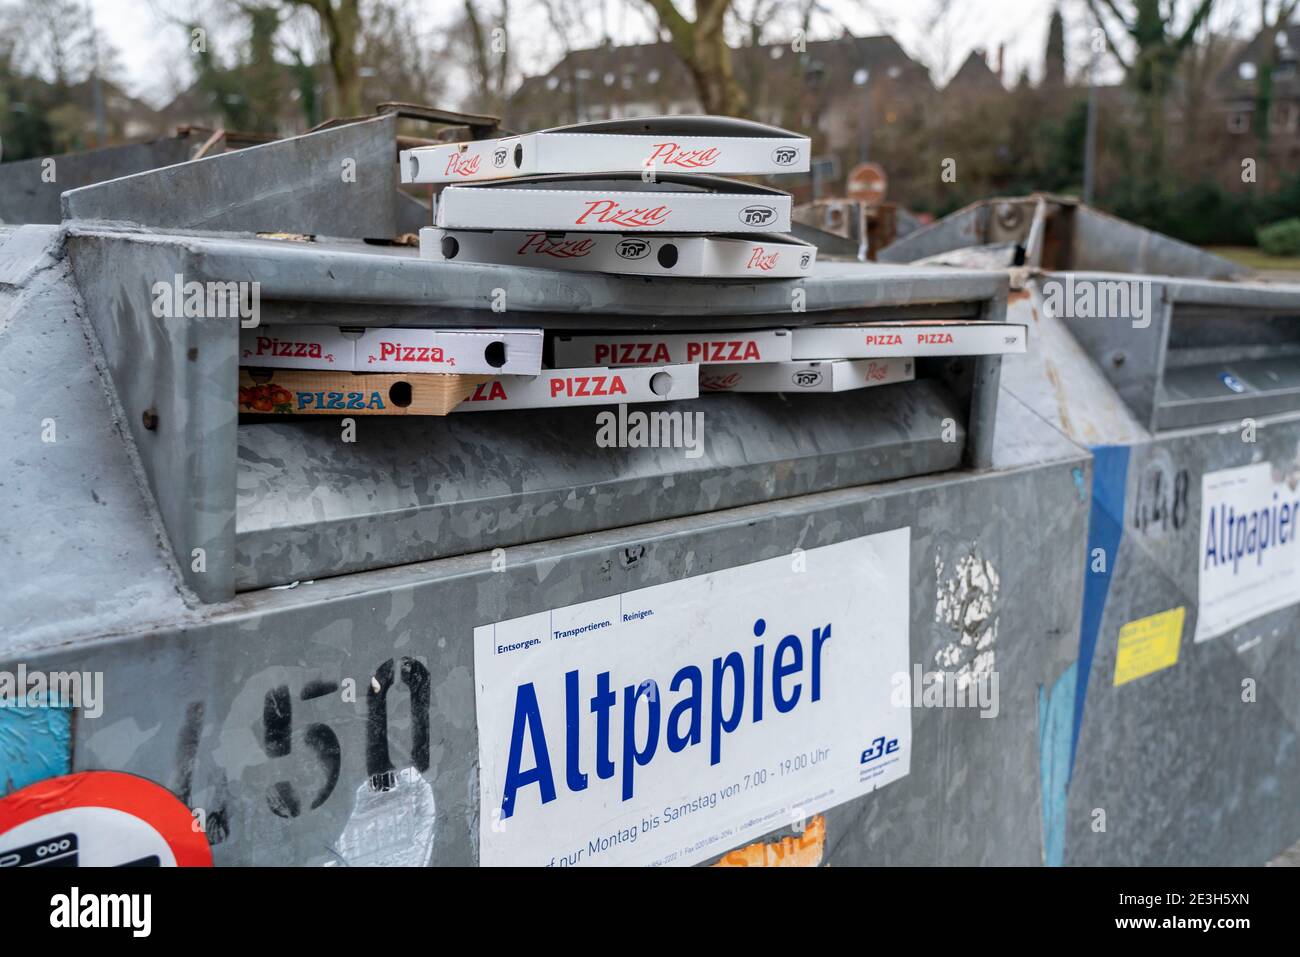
[1008,289,1031,304]
[712,814,826,867]
[1044,359,1075,440]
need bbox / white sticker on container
[1195,462,1300,642]
[473,528,912,867]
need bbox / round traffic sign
[847,162,888,205]
[0,771,212,867]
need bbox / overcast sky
[60,0,1270,109]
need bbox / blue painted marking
[0,706,73,796]
[1072,445,1130,770]
[1038,446,1130,865]
[1071,466,1087,502]
[1039,662,1077,867]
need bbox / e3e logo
[860,735,899,764]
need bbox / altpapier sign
[473,529,912,867]
[1196,462,1300,642]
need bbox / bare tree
[1176,2,1243,154]
[16,0,96,89]
[463,0,511,114]
[640,0,747,116]
[1085,0,1217,174]
[281,0,362,116]
[357,0,447,110]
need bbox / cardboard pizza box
[238,326,355,371]
[434,173,792,233]
[238,368,489,416]
[552,330,791,368]
[698,358,915,393]
[790,321,1028,359]
[457,363,699,411]
[239,326,543,375]
[401,115,810,184]
[422,227,816,278]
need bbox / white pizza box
[552,330,791,368]
[239,326,357,371]
[240,325,543,375]
[435,173,792,233]
[699,358,915,393]
[457,363,699,411]
[354,327,542,375]
[790,321,1028,360]
[422,227,816,278]
[401,115,810,184]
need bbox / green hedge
[1257,218,1300,257]
[1104,176,1300,249]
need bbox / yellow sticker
[1113,607,1185,686]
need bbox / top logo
[739,204,777,227]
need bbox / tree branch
[1085,0,1134,70]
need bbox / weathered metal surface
[1061,415,1300,865]
[0,225,64,288]
[0,228,192,655]
[1,205,1102,867]
[1054,272,1300,432]
[61,225,1009,603]
[879,195,1248,281]
[7,392,1088,865]
[912,242,1021,270]
[64,227,238,604]
[1001,272,1300,866]
[61,117,400,239]
[0,133,201,225]
[1070,205,1247,281]
[878,203,988,265]
[1000,283,1148,447]
[235,382,966,590]
[66,227,1008,322]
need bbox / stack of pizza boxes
[239,117,1028,416]
[236,324,703,416]
[399,115,1027,400]
[404,115,817,280]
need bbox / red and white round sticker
[0,771,212,867]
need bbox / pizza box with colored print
[238,364,699,415]
[698,358,915,393]
[422,227,816,278]
[434,173,792,233]
[239,368,490,415]
[401,115,810,184]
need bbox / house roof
[946,50,1003,92]
[1215,22,1300,99]
[510,34,934,114]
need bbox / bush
[1257,218,1300,257]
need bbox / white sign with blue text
[473,529,912,866]
[1196,462,1300,642]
